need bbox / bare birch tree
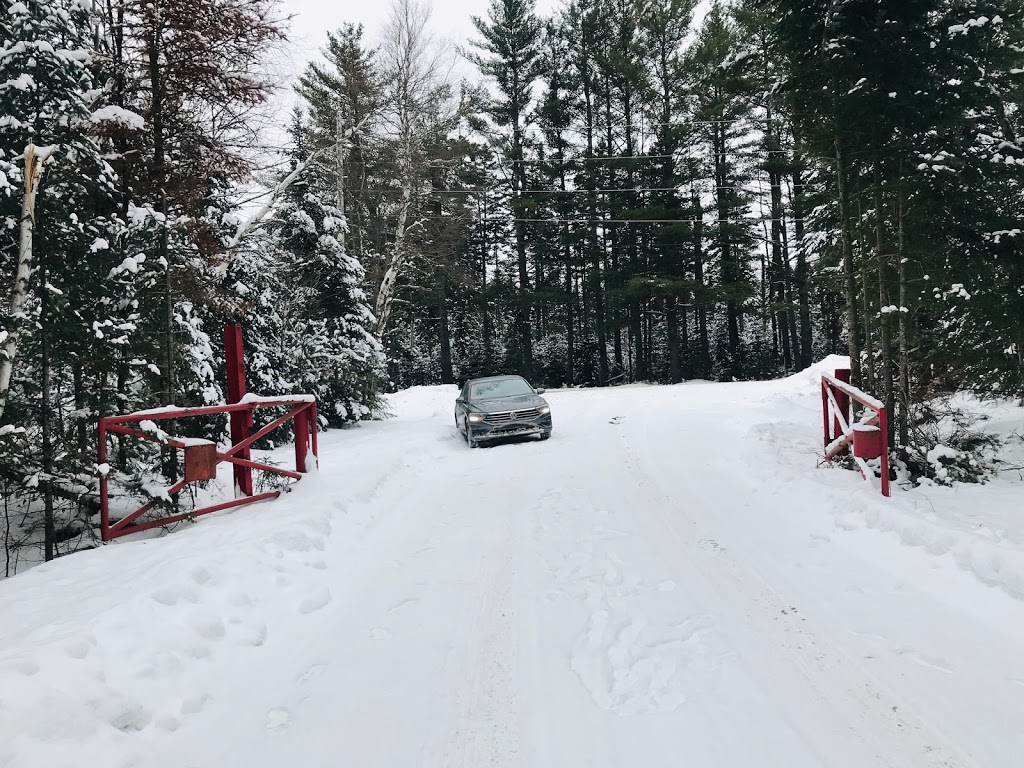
[374,0,456,340]
[0,145,56,424]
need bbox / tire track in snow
[618,402,977,768]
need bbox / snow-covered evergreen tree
[241,110,384,426]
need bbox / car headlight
[468,413,485,423]
[539,405,550,415]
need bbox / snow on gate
[97,324,318,541]
[821,367,891,497]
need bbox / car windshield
[470,378,533,400]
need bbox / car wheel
[466,429,478,448]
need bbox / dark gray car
[455,375,552,448]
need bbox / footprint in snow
[193,617,226,641]
[107,701,152,733]
[66,638,92,659]
[190,566,215,586]
[572,611,727,715]
[184,643,211,660]
[237,622,268,647]
[14,660,39,676]
[299,588,332,615]
[151,584,199,606]
[155,715,182,733]
[388,597,420,614]
[270,529,325,553]
[297,663,327,684]
[180,694,209,716]
[265,707,292,734]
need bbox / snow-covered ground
[1,361,1023,767]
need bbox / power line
[336,149,824,167]
[352,183,821,196]
[527,115,822,133]
[416,216,788,224]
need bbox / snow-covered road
[2,364,1023,767]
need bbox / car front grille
[483,408,542,424]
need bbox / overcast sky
[279,0,561,88]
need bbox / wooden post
[293,406,310,473]
[833,368,851,456]
[224,324,253,496]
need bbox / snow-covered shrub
[895,401,1002,486]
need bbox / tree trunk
[766,111,793,370]
[512,113,533,378]
[160,192,177,483]
[692,194,710,377]
[564,226,574,386]
[896,161,910,447]
[792,154,813,367]
[714,122,740,355]
[858,193,875,389]
[116,351,129,466]
[39,234,55,562]
[602,81,623,377]
[437,279,454,385]
[873,150,895,445]
[375,165,413,339]
[834,141,862,386]
[630,304,645,381]
[480,193,492,369]
[73,358,87,454]
[667,299,681,383]
[0,145,55,423]
[583,78,607,385]
[679,295,689,379]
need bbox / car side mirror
[455,397,465,404]
[535,387,546,394]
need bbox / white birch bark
[373,0,454,340]
[0,145,56,423]
[374,171,413,337]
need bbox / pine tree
[243,110,385,426]
[299,23,383,259]
[688,5,759,377]
[468,0,545,380]
[0,0,122,558]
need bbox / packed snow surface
[2,362,1023,767]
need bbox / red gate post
[224,324,253,496]
[878,406,891,498]
[821,378,831,451]
[98,417,110,542]
[293,406,310,473]
[833,368,851,456]
[310,401,319,470]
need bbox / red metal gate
[97,397,318,541]
[821,368,891,497]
